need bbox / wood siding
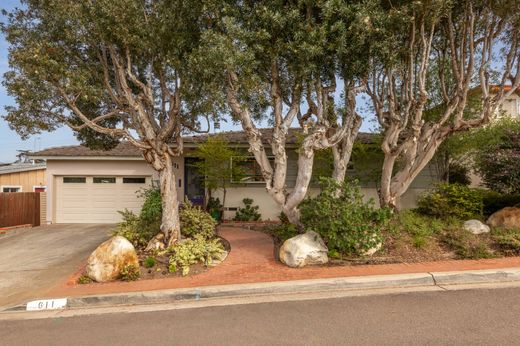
[0,169,46,193]
[0,192,41,228]
[40,192,47,225]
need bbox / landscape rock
[86,236,139,282]
[279,231,328,268]
[144,233,166,252]
[208,250,229,267]
[463,220,491,235]
[360,238,382,256]
[487,207,520,229]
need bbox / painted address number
[26,298,68,311]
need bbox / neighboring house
[465,85,520,120]
[29,130,440,224]
[492,85,520,119]
[0,162,47,193]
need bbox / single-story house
[0,162,47,193]
[29,129,441,224]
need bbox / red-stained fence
[0,192,41,228]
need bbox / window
[231,156,274,183]
[1,186,22,193]
[123,177,146,184]
[63,177,86,183]
[33,186,47,193]
[93,177,116,184]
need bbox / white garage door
[55,176,151,223]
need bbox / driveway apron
[0,224,112,308]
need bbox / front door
[184,157,205,206]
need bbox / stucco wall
[214,186,429,221]
[46,154,437,223]
[497,94,520,118]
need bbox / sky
[0,0,79,163]
[0,0,373,164]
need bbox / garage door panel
[56,176,150,223]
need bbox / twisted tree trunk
[144,150,181,251]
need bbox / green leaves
[417,183,485,220]
[192,134,244,194]
[300,178,391,256]
[180,201,218,239]
[168,235,225,276]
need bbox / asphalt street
[2,286,520,345]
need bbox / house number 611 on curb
[26,298,67,311]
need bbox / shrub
[180,201,218,239]
[266,222,299,244]
[207,197,223,221]
[417,183,484,220]
[77,275,93,284]
[300,178,391,255]
[491,227,520,256]
[482,191,520,216]
[476,121,520,194]
[168,235,225,276]
[144,257,156,268]
[119,264,140,281]
[390,210,449,249]
[113,209,154,248]
[114,188,165,249]
[440,228,493,259]
[138,188,162,223]
[233,198,261,221]
[447,162,471,186]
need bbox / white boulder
[86,236,139,282]
[360,239,382,256]
[463,220,490,235]
[279,231,328,268]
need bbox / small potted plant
[207,197,223,221]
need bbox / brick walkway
[46,226,520,298]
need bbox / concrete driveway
[0,224,113,308]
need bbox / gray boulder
[463,220,490,235]
[279,231,328,268]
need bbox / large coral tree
[2,0,212,247]
[198,1,375,224]
[366,0,520,209]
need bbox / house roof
[0,162,46,175]
[29,128,378,158]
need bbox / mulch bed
[262,225,518,267]
[136,236,231,280]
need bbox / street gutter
[2,267,520,320]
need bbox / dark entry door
[184,157,205,206]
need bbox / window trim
[230,156,275,184]
[63,177,87,184]
[1,185,23,193]
[33,185,47,192]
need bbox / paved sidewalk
[44,226,520,299]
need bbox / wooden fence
[0,192,41,228]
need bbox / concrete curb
[4,267,520,313]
